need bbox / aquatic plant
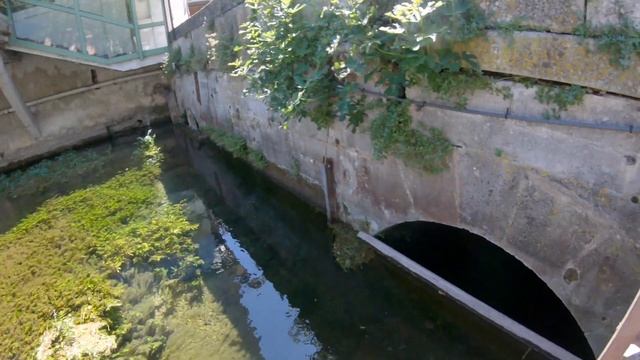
[0,149,110,198]
[0,134,199,357]
[331,222,374,271]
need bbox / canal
[0,125,562,359]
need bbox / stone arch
[375,220,596,360]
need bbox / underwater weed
[0,150,111,198]
[331,222,374,271]
[0,134,199,357]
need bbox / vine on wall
[226,0,501,173]
[171,0,638,173]
[161,44,208,78]
[575,20,640,69]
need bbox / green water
[0,126,550,359]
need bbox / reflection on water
[219,224,321,359]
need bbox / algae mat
[0,135,251,359]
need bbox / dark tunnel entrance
[377,221,595,360]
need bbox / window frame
[6,0,169,65]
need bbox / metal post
[160,0,172,45]
[129,0,144,59]
[73,0,88,55]
[0,53,40,138]
[165,0,176,40]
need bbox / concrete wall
[0,51,169,170]
[168,0,640,354]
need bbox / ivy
[184,0,610,173]
[180,44,208,73]
[162,45,207,78]
[575,21,640,69]
[231,0,489,173]
[371,100,451,173]
[535,84,587,120]
[207,32,240,72]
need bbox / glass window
[139,25,167,51]
[8,0,166,64]
[135,0,164,24]
[78,0,132,23]
[12,3,81,52]
[82,18,136,58]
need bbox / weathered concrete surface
[587,0,640,30]
[477,0,584,33]
[407,81,640,129]
[169,0,640,355]
[0,55,169,169]
[0,52,155,110]
[171,69,640,354]
[455,31,640,98]
[0,53,39,138]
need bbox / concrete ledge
[455,31,640,98]
[407,80,640,130]
[477,0,584,33]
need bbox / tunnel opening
[377,221,595,360]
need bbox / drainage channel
[358,231,582,360]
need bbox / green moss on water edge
[331,222,374,271]
[202,127,268,169]
[0,150,111,198]
[0,135,200,358]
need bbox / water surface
[1,126,550,359]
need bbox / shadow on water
[377,222,596,360]
[157,126,556,360]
